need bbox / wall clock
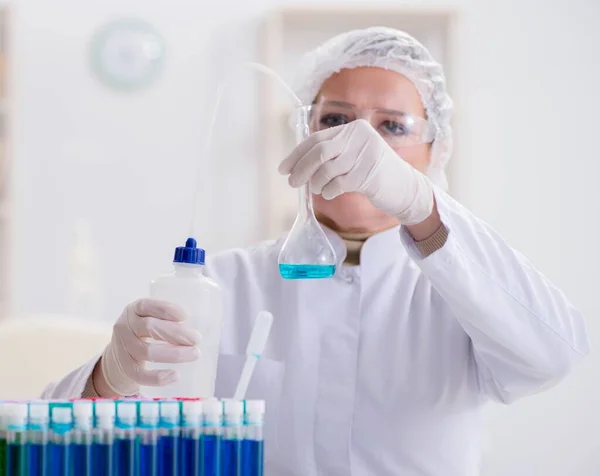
[90,19,165,91]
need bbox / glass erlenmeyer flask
[278,106,337,279]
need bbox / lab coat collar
[320,224,406,270]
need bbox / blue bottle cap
[173,237,205,265]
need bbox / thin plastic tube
[188,62,303,239]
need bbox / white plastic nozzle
[223,399,243,415]
[182,400,203,418]
[73,401,93,419]
[203,399,221,415]
[116,401,137,426]
[181,400,203,426]
[233,311,274,401]
[245,400,266,424]
[6,402,28,427]
[51,407,73,425]
[203,398,222,426]
[139,401,159,425]
[73,401,93,429]
[160,400,180,424]
[29,402,50,422]
[222,399,244,425]
[94,400,116,429]
[94,400,116,418]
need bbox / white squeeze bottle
[140,237,223,398]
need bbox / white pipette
[233,310,274,401]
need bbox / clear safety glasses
[294,100,435,147]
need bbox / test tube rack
[0,397,265,476]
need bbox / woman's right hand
[93,299,201,397]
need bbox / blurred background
[0,0,598,473]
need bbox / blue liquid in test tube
[222,400,243,476]
[28,401,50,476]
[72,401,94,476]
[6,402,28,476]
[114,401,137,476]
[91,400,115,476]
[242,400,265,476]
[137,401,159,476]
[49,404,73,476]
[179,400,202,476]
[202,399,222,476]
[158,400,180,476]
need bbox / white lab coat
[42,189,589,476]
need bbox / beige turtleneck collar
[337,230,374,266]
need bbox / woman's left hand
[278,119,434,226]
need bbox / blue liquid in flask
[279,264,335,279]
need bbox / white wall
[9,0,600,473]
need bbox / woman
[43,27,589,475]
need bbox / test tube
[28,401,50,476]
[180,400,203,476]
[92,400,115,476]
[0,401,7,476]
[158,400,180,476]
[222,400,243,476]
[114,400,137,476]
[72,401,93,476]
[137,401,159,476]
[6,402,28,476]
[202,399,222,476]
[242,400,265,476]
[50,405,73,476]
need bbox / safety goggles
[292,101,435,147]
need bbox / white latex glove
[278,119,434,225]
[100,299,201,396]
